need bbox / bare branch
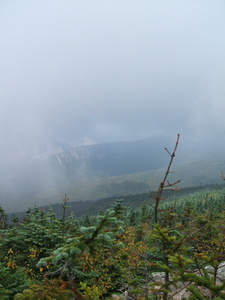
[44,261,68,276]
[153,134,181,224]
[165,148,172,156]
[164,180,181,188]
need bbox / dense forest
[1,186,225,299]
[1,136,225,299]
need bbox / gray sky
[1,0,225,164]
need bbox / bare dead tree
[153,133,181,224]
[148,134,181,300]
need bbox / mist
[0,1,225,164]
[0,1,225,212]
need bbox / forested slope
[2,135,225,299]
[1,185,225,299]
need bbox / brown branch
[154,134,180,224]
[164,180,181,188]
[165,148,172,156]
[44,261,68,277]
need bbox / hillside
[3,184,225,299]
[1,135,225,213]
[12,184,224,220]
[5,159,225,214]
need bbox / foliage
[80,282,101,300]
[37,206,125,298]
[0,207,66,279]
[0,262,34,299]
[2,184,225,298]
[14,279,75,300]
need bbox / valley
[0,136,225,214]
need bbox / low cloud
[0,0,225,165]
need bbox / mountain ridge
[0,135,225,213]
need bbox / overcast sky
[0,0,225,164]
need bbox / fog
[0,0,225,165]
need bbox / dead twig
[153,134,180,224]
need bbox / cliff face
[50,137,171,179]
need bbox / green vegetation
[1,186,225,299]
[2,136,225,299]
[3,159,225,214]
[12,184,224,220]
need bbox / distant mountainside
[49,136,174,181]
[0,135,225,213]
